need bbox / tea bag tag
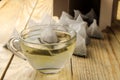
[40,26,58,43]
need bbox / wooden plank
[0,44,13,80]
[104,28,120,80]
[102,31,120,80]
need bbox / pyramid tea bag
[59,11,89,56]
[74,9,97,25]
[69,22,90,45]
[55,25,67,32]
[40,26,58,43]
[69,22,88,56]
[59,11,73,25]
[73,34,87,57]
[27,14,56,29]
[76,14,84,22]
[87,19,103,39]
[74,10,88,21]
[39,14,56,25]
[86,9,97,20]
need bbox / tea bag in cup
[40,26,58,43]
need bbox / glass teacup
[7,25,76,74]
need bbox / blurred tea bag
[28,19,39,28]
[69,22,88,56]
[78,22,90,45]
[86,9,97,20]
[87,19,103,39]
[85,9,97,25]
[28,14,56,29]
[40,26,58,43]
[74,10,80,20]
[74,9,97,25]
[60,11,73,20]
[74,34,87,57]
[59,12,90,56]
[59,11,73,25]
[70,22,90,45]
[39,14,56,25]
[76,14,84,22]
[74,10,88,21]
[27,14,59,44]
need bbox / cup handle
[7,37,26,60]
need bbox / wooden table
[1,0,120,80]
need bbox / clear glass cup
[7,25,76,74]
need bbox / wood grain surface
[0,0,120,80]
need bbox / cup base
[37,68,62,74]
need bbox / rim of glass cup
[20,25,76,46]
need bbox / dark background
[53,0,100,21]
[69,0,100,20]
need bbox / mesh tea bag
[28,14,56,29]
[74,34,87,57]
[86,9,97,20]
[55,25,67,32]
[39,14,56,25]
[69,22,88,56]
[74,10,88,21]
[69,22,90,45]
[74,9,97,25]
[85,9,97,25]
[40,26,58,43]
[74,10,81,20]
[60,11,73,20]
[78,22,90,45]
[87,19,103,39]
[59,11,73,25]
[27,14,59,44]
[76,14,84,22]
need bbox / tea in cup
[7,25,76,74]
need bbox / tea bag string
[23,0,39,30]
